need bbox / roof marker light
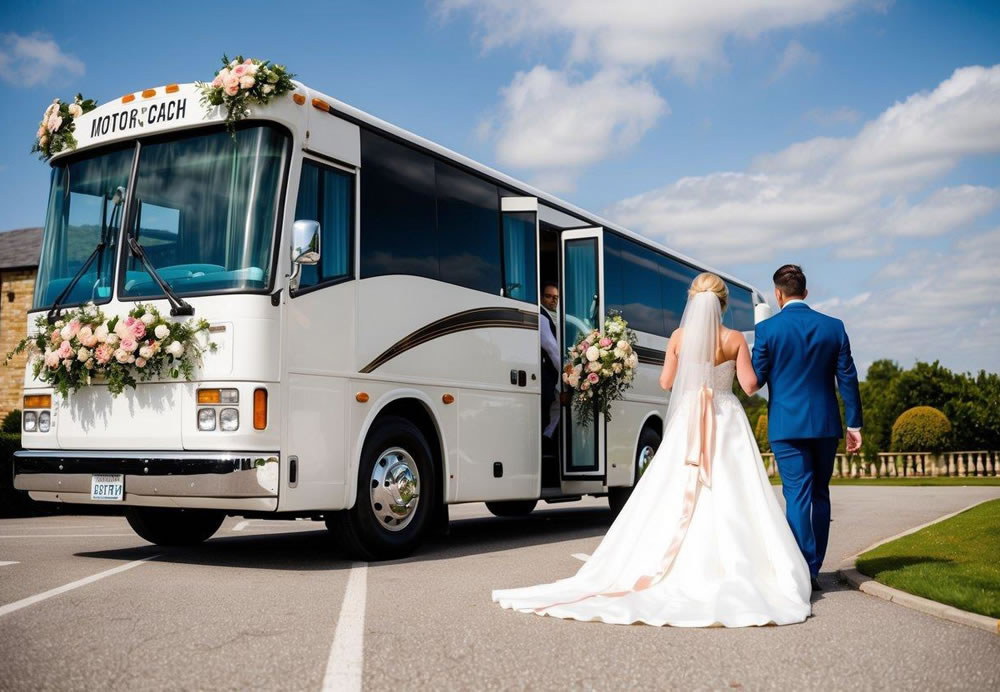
[165,84,179,93]
[311,98,330,112]
[122,94,136,104]
[292,93,305,105]
[142,89,156,98]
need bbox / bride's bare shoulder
[668,327,683,352]
[720,327,747,356]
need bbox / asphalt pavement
[1,486,999,691]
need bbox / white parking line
[232,520,250,532]
[0,562,19,567]
[321,562,368,692]
[0,534,135,539]
[571,553,590,562]
[0,555,158,618]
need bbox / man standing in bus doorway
[540,282,561,445]
[752,264,863,591]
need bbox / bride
[492,273,812,627]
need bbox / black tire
[328,415,436,561]
[485,499,538,517]
[608,424,661,518]
[124,507,225,546]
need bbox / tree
[891,406,952,453]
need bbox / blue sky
[2,0,999,375]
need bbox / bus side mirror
[292,220,321,266]
[754,302,774,324]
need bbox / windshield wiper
[126,200,194,316]
[46,186,125,324]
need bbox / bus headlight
[23,411,37,432]
[38,411,51,433]
[197,408,217,431]
[220,408,239,431]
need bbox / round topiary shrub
[891,406,951,453]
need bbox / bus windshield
[33,124,289,310]
[121,125,288,299]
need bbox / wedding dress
[492,293,812,627]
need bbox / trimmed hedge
[891,406,952,453]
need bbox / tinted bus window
[725,282,755,331]
[661,256,699,333]
[435,161,501,294]
[619,238,665,336]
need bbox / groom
[752,264,863,590]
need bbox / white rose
[54,320,65,328]
[114,348,130,363]
[627,354,638,369]
[612,362,623,374]
[140,312,155,325]
[135,357,147,368]
[262,84,274,94]
[585,346,600,362]
[567,373,580,388]
[95,323,109,342]
[77,347,91,361]
[154,324,170,340]
[68,103,83,119]
[588,361,602,373]
[60,324,74,340]
[617,340,628,349]
[105,333,119,347]
[599,349,608,359]
[138,345,154,360]
[166,341,184,357]
[114,320,129,338]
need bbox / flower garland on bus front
[32,94,97,161]
[3,303,216,397]
[196,55,296,135]
[563,311,639,426]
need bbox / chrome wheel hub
[369,447,420,532]
[637,445,655,478]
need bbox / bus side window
[294,160,354,290]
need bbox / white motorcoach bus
[14,80,767,559]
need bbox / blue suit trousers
[771,437,840,577]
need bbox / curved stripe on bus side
[359,307,539,374]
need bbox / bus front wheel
[328,415,436,561]
[124,507,225,546]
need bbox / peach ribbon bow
[684,385,715,488]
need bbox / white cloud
[771,40,818,81]
[607,65,1000,263]
[819,228,1000,373]
[439,0,863,79]
[0,33,85,87]
[484,66,667,191]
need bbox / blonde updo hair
[688,272,728,312]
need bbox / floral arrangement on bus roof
[563,311,639,426]
[31,94,98,161]
[3,303,215,397]
[196,55,296,135]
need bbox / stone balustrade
[759,451,999,479]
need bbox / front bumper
[14,450,280,511]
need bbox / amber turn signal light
[197,389,221,404]
[23,394,52,409]
[355,392,369,403]
[442,394,455,405]
[253,389,268,430]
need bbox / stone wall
[0,268,37,420]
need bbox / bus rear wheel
[485,500,537,517]
[124,507,225,546]
[328,415,436,561]
[608,424,661,518]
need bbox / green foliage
[196,55,296,136]
[734,384,766,429]
[1,409,21,434]
[754,413,770,453]
[891,406,952,453]
[861,359,999,452]
[31,93,98,161]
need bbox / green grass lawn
[768,476,1000,486]
[855,499,1000,619]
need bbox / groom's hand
[846,429,862,453]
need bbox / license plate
[91,474,124,501]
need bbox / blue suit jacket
[752,302,862,442]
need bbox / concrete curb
[837,498,1000,635]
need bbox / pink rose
[50,329,61,344]
[45,351,60,369]
[120,336,138,353]
[223,76,240,96]
[57,340,73,359]
[135,357,147,368]
[94,344,113,364]
[78,326,98,348]
[130,320,146,340]
[587,372,600,384]
[233,64,247,77]
[239,75,255,90]
[243,58,253,65]
[581,341,591,351]
[599,337,612,348]
[211,75,223,88]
